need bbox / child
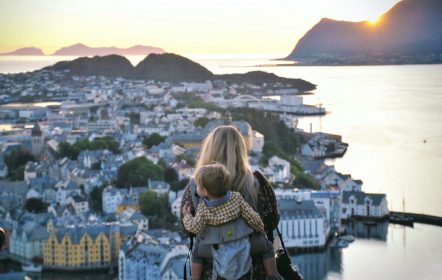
[182,163,280,280]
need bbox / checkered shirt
[183,191,264,235]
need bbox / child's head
[194,163,231,198]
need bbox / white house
[170,196,182,218]
[277,199,327,249]
[102,185,123,214]
[9,221,49,261]
[66,194,89,214]
[118,241,168,280]
[26,188,41,200]
[0,156,8,178]
[252,130,264,153]
[341,191,389,220]
[266,156,292,183]
[160,246,188,280]
[337,174,362,192]
[54,180,81,205]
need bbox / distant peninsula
[43,53,316,90]
[0,43,165,57]
[0,47,45,56]
[52,43,165,56]
[286,0,442,65]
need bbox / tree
[164,167,179,184]
[143,133,166,149]
[4,149,35,180]
[126,112,140,125]
[293,172,318,189]
[116,157,164,188]
[139,190,177,229]
[90,185,104,212]
[193,117,209,128]
[170,178,189,194]
[25,198,47,213]
[57,137,120,160]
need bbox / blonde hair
[196,125,258,208]
[195,163,230,198]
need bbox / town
[0,67,389,279]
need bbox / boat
[331,239,349,248]
[389,214,414,227]
[389,191,414,227]
[340,235,355,243]
[21,262,42,273]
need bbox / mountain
[286,0,442,64]
[40,53,314,91]
[131,53,214,82]
[217,71,316,91]
[52,43,165,56]
[44,55,133,77]
[0,47,45,56]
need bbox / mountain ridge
[52,43,165,56]
[0,43,165,56]
[286,0,442,64]
[0,47,45,56]
[42,53,316,90]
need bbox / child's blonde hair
[195,163,231,198]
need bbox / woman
[180,125,280,280]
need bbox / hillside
[44,55,133,77]
[0,47,45,56]
[131,53,214,82]
[216,71,316,91]
[286,0,442,64]
[41,53,315,90]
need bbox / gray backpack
[189,179,253,280]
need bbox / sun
[368,16,381,25]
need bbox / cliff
[286,0,442,64]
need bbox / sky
[0,0,400,56]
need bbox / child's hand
[182,202,192,215]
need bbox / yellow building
[43,221,130,270]
[116,197,140,214]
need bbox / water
[292,223,442,280]
[1,223,440,280]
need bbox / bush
[139,190,177,230]
[4,149,35,180]
[25,198,47,213]
[116,157,164,188]
[143,133,166,149]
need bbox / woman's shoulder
[252,170,271,190]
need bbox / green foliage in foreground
[231,108,317,189]
[57,137,120,160]
[139,190,178,230]
[25,198,47,213]
[4,149,35,180]
[90,185,105,213]
[143,133,166,149]
[116,157,164,188]
[193,117,210,128]
[175,93,222,112]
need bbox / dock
[389,211,442,227]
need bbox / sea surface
[0,55,441,280]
